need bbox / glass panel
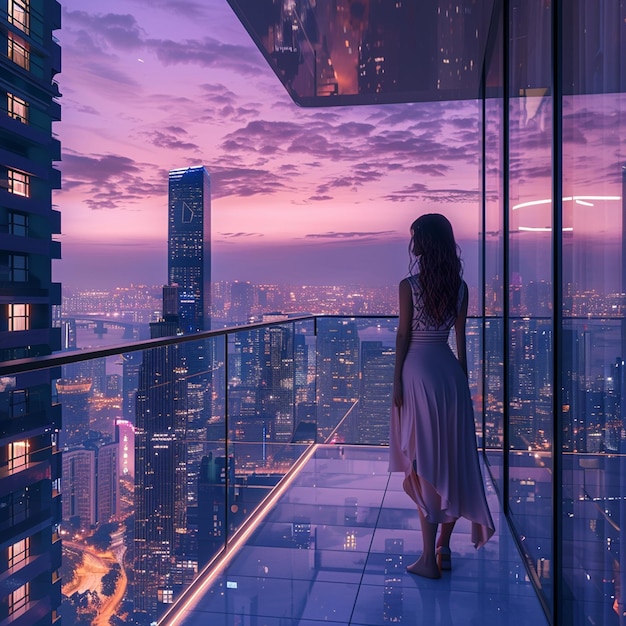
[48,320,319,624]
[483,7,505,494]
[8,0,30,34]
[507,0,554,612]
[7,93,29,124]
[8,211,28,236]
[8,169,30,197]
[8,303,30,331]
[0,315,485,624]
[561,94,626,625]
[226,0,497,106]
[8,33,30,70]
[560,0,626,619]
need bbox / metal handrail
[0,314,399,376]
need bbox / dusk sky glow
[53,0,483,289]
[53,1,625,293]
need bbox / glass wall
[483,1,626,623]
[560,2,626,623]
[507,1,555,612]
[483,6,505,496]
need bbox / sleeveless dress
[388,275,495,549]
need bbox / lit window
[9,254,28,282]
[8,582,29,616]
[7,93,29,123]
[8,304,30,331]
[8,0,30,33]
[8,537,30,569]
[158,589,174,604]
[8,440,30,471]
[8,33,30,70]
[8,169,30,197]
[8,211,28,236]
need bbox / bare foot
[406,556,441,579]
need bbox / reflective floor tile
[351,582,547,626]
[175,446,548,626]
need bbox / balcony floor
[172,445,548,625]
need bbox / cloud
[143,130,200,151]
[128,0,208,19]
[384,182,479,204]
[147,37,264,76]
[63,8,264,79]
[60,152,166,210]
[210,167,289,199]
[219,232,264,239]
[64,10,146,51]
[305,231,396,240]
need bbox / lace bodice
[407,275,465,332]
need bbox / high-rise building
[62,448,96,529]
[133,313,189,619]
[197,453,233,566]
[56,378,92,447]
[359,341,394,444]
[168,166,211,333]
[316,319,360,439]
[230,280,253,324]
[95,441,119,523]
[257,325,295,441]
[0,2,62,620]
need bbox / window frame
[7,92,29,124]
[7,537,30,569]
[7,33,30,70]
[8,440,30,472]
[8,581,30,616]
[9,254,29,282]
[8,303,30,331]
[8,211,28,236]
[8,0,30,34]
[7,169,30,197]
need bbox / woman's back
[407,275,464,333]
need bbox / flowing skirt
[389,331,495,548]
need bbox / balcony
[0,314,580,625]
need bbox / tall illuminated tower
[168,166,211,332]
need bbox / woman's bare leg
[406,508,440,578]
[437,521,456,550]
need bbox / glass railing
[0,314,489,624]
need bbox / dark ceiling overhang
[227,0,497,106]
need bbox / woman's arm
[393,278,413,408]
[454,281,469,377]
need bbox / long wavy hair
[409,213,463,325]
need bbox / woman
[389,213,494,579]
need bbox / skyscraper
[316,319,360,439]
[359,341,394,444]
[0,1,62,623]
[168,166,211,332]
[133,313,189,620]
[230,280,254,324]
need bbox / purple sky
[53,2,625,294]
[53,0,482,289]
